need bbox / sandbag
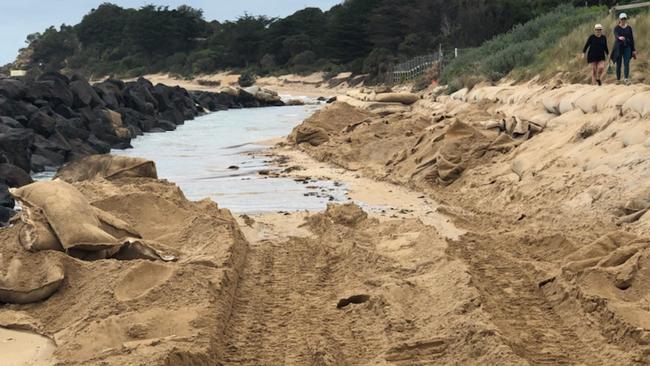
[0,257,64,304]
[18,206,64,252]
[291,125,329,146]
[622,91,650,117]
[55,155,158,182]
[11,180,124,252]
[112,239,177,262]
[373,93,419,105]
[574,89,605,114]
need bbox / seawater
[111,104,348,213]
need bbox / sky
[0,0,342,65]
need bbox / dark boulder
[0,206,16,226]
[38,71,71,85]
[153,84,174,111]
[87,134,111,154]
[0,116,24,129]
[25,77,74,107]
[0,98,39,118]
[28,111,57,136]
[67,139,100,159]
[94,82,123,110]
[30,154,56,172]
[236,89,260,108]
[0,183,13,208]
[124,89,150,114]
[155,119,177,131]
[54,104,79,119]
[77,107,101,128]
[0,163,33,187]
[70,78,104,108]
[55,119,90,141]
[0,127,34,171]
[32,134,68,168]
[160,108,184,125]
[0,78,27,99]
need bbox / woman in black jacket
[583,23,609,85]
[612,13,637,85]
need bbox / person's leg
[591,62,598,84]
[616,54,623,80]
[623,47,632,80]
[597,61,606,84]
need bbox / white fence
[387,48,461,85]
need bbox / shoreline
[255,139,465,240]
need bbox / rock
[237,89,260,108]
[0,128,34,172]
[0,99,39,119]
[293,125,330,146]
[0,163,33,187]
[30,154,56,172]
[0,116,24,129]
[94,81,123,110]
[53,104,78,119]
[70,78,104,108]
[28,75,74,106]
[154,120,177,131]
[0,78,27,99]
[0,206,15,225]
[87,134,111,154]
[38,71,70,85]
[55,119,91,140]
[326,96,337,104]
[228,165,239,170]
[160,108,184,125]
[0,183,14,208]
[27,112,57,136]
[286,99,305,106]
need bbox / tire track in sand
[218,236,383,365]
[450,234,609,366]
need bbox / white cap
[595,24,603,30]
[619,13,628,19]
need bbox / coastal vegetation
[442,4,650,88]
[15,0,624,80]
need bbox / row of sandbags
[346,89,420,105]
[450,83,650,117]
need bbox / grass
[441,5,606,88]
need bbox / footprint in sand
[114,262,174,301]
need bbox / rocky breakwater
[0,72,285,225]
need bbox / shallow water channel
[109,103,349,213]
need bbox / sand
[3,77,650,365]
[272,81,650,364]
[141,72,344,98]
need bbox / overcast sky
[0,0,342,65]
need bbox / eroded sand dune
[281,81,650,364]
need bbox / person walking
[583,24,609,85]
[611,13,637,85]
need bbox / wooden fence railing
[610,1,650,15]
